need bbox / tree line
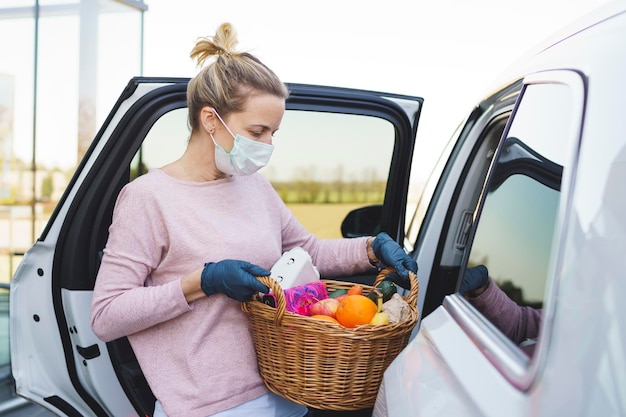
[272,179,386,204]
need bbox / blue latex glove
[460,265,489,294]
[371,232,418,289]
[200,260,271,302]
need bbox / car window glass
[130,108,189,176]
[466,82,574,353]
[132,108,394,238]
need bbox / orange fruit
[310,315,340,324]
[347,284,363,295]
[335,295,378,328]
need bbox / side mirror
[341,205,382,238]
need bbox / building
[0,0,148,413]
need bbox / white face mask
[210,111,274,176]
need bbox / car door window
[465,78,580,355]
[132,108,395,238]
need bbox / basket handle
[374,267,419,307]
[254,275,288,326]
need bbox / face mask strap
[213,110,237,139]
[209,132,223,151]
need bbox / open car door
[10,77,422,416]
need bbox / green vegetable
[367,280,397,303]
[329,289,348,298]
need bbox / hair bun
[213,22,238,53]
[190,22,239,66]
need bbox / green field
[286,203,367,239]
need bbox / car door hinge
[455,210,473,249]
[76,344,101,360]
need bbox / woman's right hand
[200,260,271,301]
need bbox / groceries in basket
[261,281,328,316]
[269,246,320,288]
[261,248,412,328]
[261,247,325,315]
[307,282,411,327]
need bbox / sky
[1,0,610,181]
[140,0,609,182]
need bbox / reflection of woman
[462,265,542,354]
[90,23,417,417]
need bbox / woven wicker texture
[241,268,419,411]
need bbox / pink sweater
[90,169,372,417]
[467,279,542,351]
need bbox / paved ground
[0,377,56,416]
[2,401,57,417]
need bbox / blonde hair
[187,22,289,130]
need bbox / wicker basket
[241,268,419,411]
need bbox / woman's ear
[200,107,217,134]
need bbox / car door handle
[76,344,101,360]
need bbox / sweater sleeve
[90,182,192,342]
[467,279,542,344]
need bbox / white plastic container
[269,247,320,289]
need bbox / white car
[374,2,626,417]
[10,1,626,417]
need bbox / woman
[90,22,416,417]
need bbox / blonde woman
[90,22,417,417]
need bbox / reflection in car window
[133,108,395,238]
[467,82,575,350]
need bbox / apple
[308,298,340,318]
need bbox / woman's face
[216,93,286,152]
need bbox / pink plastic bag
[262,281,328,316]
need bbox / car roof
[479,1,626,97]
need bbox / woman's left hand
[370,232,418,289]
